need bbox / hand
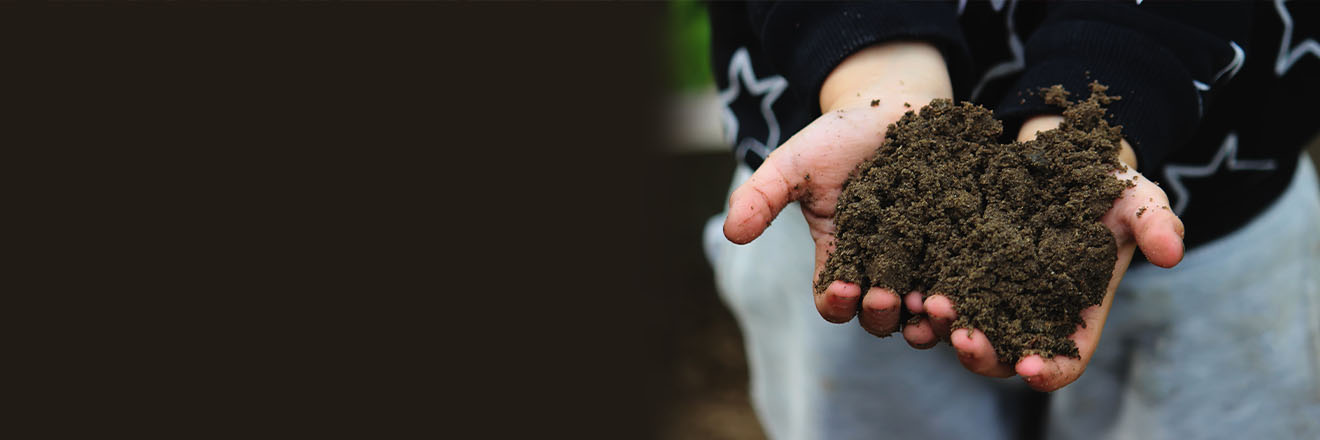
[912,115,1185,392]
[722,41,953,337]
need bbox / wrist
[819,41,953,113]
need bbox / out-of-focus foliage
[669,0,713,91]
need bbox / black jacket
[710,0,1318,250]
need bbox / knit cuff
[994,20,1202,173]
[757,2,973,108]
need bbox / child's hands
[723,41,953,337]
[723,41,1185,392]
[912,115,1185,392]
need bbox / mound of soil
[816,82,1131,363]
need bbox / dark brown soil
[817,82,1130,363]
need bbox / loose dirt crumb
[1042,84,1072,106]
[1137,206,1147,218]
[871,99,880,107]
[817,82,1127,363]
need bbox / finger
[951,328,1016,378]
[808,220,839,293]
[858,287,901,337]
[1016,354,1046,377]
[923,294,956,341]
[903,316,938,349]
[903,291,925,314]
[815,280,861,324]
[1019,282,1120,391]
[1127,190,1184,268]
[1018,325,1094,391]
[723,150,805,245]
[1018,354,1087,392]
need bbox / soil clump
[817,82,1130,363]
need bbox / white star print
[1192,81,1207,118]
[969,0,1022,101]
[1192,41,1244,117]
[1163,131,1277,215]
[719,47,788,162]
[1274,0,1320,76]
[957,0,1007,17]
[1214,41,1246,82]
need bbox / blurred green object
[669,0,714,91]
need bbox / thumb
[1113,171,1186,268]
[724,150,807,245]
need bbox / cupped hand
[722,41,953,337]
[915,115,1185,392]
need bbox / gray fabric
[703,154,1320,440]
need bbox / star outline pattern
[1274,0,1320,77]
[719,47,788,166]
[1163,131,1277,215]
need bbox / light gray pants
[704,154,1320,440]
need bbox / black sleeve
[746,1,974,108]
[994,2,1251,173]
